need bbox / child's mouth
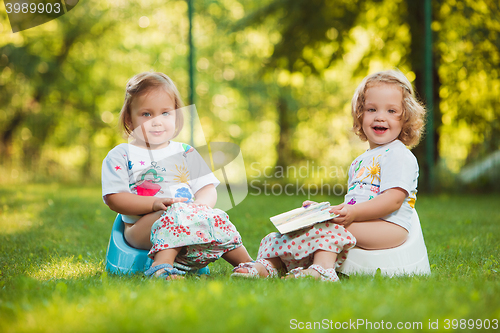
[372,126,388,134]
[149,131,165,136]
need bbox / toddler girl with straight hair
[102,72,252,279]
[232,69,426,281]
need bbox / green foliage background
[1,0,500,189]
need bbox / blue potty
[105,214,210,276]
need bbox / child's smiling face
[128,88,177,149]
[362,83,404,149]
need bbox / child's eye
[142,112,151,117]
[367,108,376,112]
[162,111,171,116]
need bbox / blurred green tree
[0,0,498,189]
[435,0,500,172]
[0,0,192,182]
[234,0,378,170]
[236,0,500,189]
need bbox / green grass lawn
[1,184,499,332]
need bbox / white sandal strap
[308,264,339,282]
[288,267,305,278]
[231,260,278,278]
[231,262,259,277]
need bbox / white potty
[337,211,431,277]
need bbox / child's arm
[193,184,217,208]
[104,192,187,215]
[329,188,407,227]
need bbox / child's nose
[151,116,162,126]
[374,110,385,120]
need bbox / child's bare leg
[346,219,408,250]
[222,245,253,266]
[285,250,337,279]
[151,247,183,280]
[312,250,337,269]
[123,211,164,249]
[232,257,284,277]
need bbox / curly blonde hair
[118,72,184,138]
[351,70,426,148]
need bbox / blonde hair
[351,70,426,147]
[119,72,184,138]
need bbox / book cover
[270,202,338,234]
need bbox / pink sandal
[231,259,278,278]
[287,264,339,282]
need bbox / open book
[270,202,338,234]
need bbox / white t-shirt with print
[102,141,220,223]
[344,140,418,231]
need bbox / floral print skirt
[148,203,242,269]
[257,221,356,271]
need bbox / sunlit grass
[28,256,102,281]
[0,185,499,332]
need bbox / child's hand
[152,197,187,212]
[189,202,210,209]
[302,200,318,208]
[329,203,356,228]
